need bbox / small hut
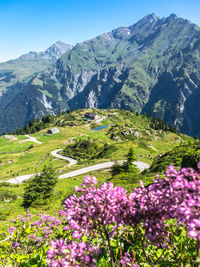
[48,127,59,134]
[84,113,99,120]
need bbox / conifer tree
[111,147,139,176]
[122,147,138,173]
[23,165,57,208]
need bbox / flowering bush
[63,175,130,264]
[0,165,199,266]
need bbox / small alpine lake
[91,125,108,131]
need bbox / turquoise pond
[91,125,108,131]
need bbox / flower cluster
[47,239,99,267]
[62,168,200,246]
[6,211,64,254]
[128,165,200,243]
[59,165,200,264]
[119,252,140,267]
[63,176,129,239]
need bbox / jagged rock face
[68,66,129,109]
[0,73,69,133]
[1,14,200,137]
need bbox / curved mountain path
[5,149,150,184]
[51,149,77,166]
[5,149,76,184]
[23,135,42,144]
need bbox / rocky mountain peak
[135,13,160,26]
[45,41,73,60]
[164,13,178,23]
[168,13,178,19]
[128,13,160,37]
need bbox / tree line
[5,115,55,135]
[143,113,178,133]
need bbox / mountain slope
[1,14,200,137]
[0,42,72,133]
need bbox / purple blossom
[12,242,19,249]
[31,221,41,226]
[127,165,200,243]
[59,210,67,217]
[28,234,36,239]
[63,178,129,240]
[8,227,16,234]
[119,252,131,266]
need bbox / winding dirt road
[51,149,77,166]
[5,149,150,184]
[59,161,150,179]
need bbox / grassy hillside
[0,109,188,181]
[147,139,200,172]
[0,108,191,221]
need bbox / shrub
[0,190,17,201]
[149,139,200,173]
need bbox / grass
[0,169,112,223]
[0,165,159,224]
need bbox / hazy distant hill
[0,42,72,133]
[0,41,72,91]
[1,14,200,137]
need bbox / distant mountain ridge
[17,41,73,61]
[0,41,72,91]
[1,14,200,137]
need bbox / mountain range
[0,14,200,137]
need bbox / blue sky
[0,0,200,62]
